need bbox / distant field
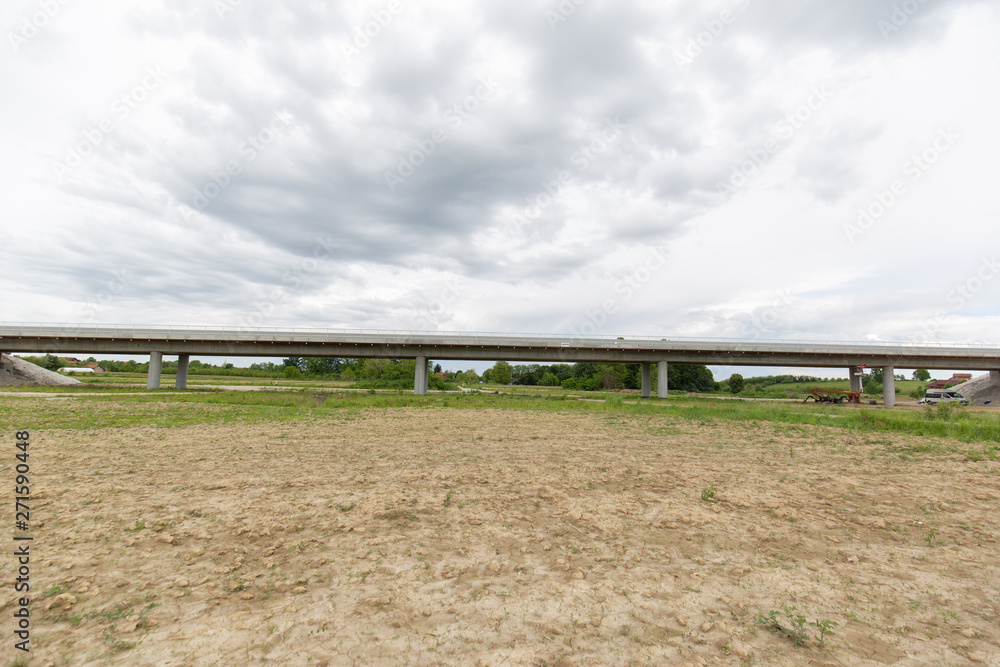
[1,390,997,664]
[751,378,927,399]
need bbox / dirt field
[8,406,1000,665]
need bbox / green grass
[732,378,926,399]
[2,388,999,446]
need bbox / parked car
[920,389,968,406]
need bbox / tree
[912,369,931,382]
[43,354,61,371]
[667,365,716,392]
[868,368,883,383]
[283,365,303,379]
[728,373,745,394]
[490,361,512,385]
[539,372,560,386]
[282,357,302,369]
[433,363,442,374]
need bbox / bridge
[2,324,999,406]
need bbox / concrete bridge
[2,324,999,406]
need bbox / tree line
[481,361,716,392]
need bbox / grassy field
[1,387,997,665]
[3,389,999,449]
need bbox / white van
[920,389,968,406]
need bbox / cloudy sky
[2,0,998,373]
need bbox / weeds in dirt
[43,583,68,598]
[757,604,838,647]
[701,484,716,502]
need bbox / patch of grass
[3,389,1000,447]
[701,484,716,502]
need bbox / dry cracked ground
[4,406,999,665]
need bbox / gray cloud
[2,0,997,345]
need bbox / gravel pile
[950,373,1000,407]
[0,354,82,387]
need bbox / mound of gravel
[0,354,82,387]
[949,373,1000,407]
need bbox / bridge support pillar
[991,370,1000,385]
[414,356,428,395]
[641,363,651,398]
[849,366,863,393]
[657,361,668,398]
[147,352,162,390]
[882,366,896,406]
[176,354,190,389]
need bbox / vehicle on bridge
[804,388,862,404]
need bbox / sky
[2,0,998,377]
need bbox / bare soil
[10,408,1000,665]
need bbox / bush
[728,374,745,394]
[539,372,560,387]
[283,366,303,379]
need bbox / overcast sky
[2,0,998,375]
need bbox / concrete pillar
[175,354,190,389]
[641,363,651,398]
[882,365,895,406]
[414,356,428,395]
[657,361,668,398]
[991,370,1000,385]
[849,366,863,393]
[147,352,162,390]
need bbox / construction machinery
[804,388,862,404]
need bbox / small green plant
[811,618,838,645]
[43,583,68,598]
[125,519,148,533]
[701,484,716,502]
[924,528,938,547]
[757,604,837,647]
